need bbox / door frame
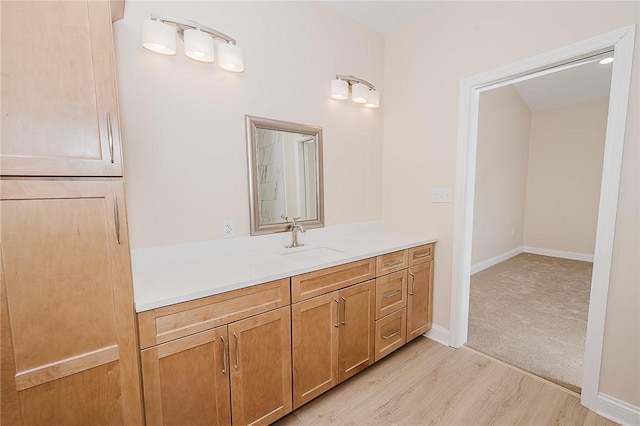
[450,25,635,413]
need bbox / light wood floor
[276,337,615,426]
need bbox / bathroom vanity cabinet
[136,244,435,423]
[291,260,376,408]
[138,279,292,426]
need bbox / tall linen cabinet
[0,1,143,424]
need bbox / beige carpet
[466,253,592,393]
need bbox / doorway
[465,57,611,393]
[450,26,635,412]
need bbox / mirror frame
[246,115,324,236]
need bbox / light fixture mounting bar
[335,74,375,90]
[150,13,236,44]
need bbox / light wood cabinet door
[291,292,339,409]
[407,261,434,342]
[1,1,123,176]
[229,307,292,426]
[141,327,231,426]
[0,179,142,425]
[338,280,375,382]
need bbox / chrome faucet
[282,216,305,248]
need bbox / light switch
[432,188,453,203]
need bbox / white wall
[472,86,531,265]
[383,1,639,406]
[524,98,608,255]
[113,1,384,248]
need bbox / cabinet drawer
[138,278,290,349]
[376,250,408,276]
[291,258,375,302]
[375,270,407,320]
[374,308,406,362]
[408,243,434,265]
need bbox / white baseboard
[596,393,640,426]
[523,246,594,262]
[471,247,523,274]
[425,324,450,346]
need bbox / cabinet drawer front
[374,308,407,362]
[375,270,408,320]
[376,250,408,276]
[408,243,434,265]
[138,278,290,349]
[291,258,375,302]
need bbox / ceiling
[322,1,436,34]
[321,2,613,111]
[512,55,613,111]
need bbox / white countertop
[131,222,437,312]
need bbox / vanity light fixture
[142,13,244,72]
[331,74,379,108]
[599,57,614,65]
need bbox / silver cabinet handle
[383,290,401,299]
[334,299,339,328]
[107,112,114,164]
[413,252,430,259]
[382,329,400,339]
[233,332,239,370]
[341,296,347,325]
[114,196,121,245]
[220,335,227,374]
[383,260,402,268]
[409,272,415,295]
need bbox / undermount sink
[280,246,343,261]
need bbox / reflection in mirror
[246,116,324,235]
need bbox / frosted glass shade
[364,90,379,108]
[184,29,214,63]
[142,19,176,55]
[351,83,369,103]
[331,79,349,100]
[218,43,244,72]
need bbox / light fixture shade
[364,90,379,108]
[142,19,176,55]
[331,79,349,100]
[351,83,369,103]
[184,29,214,62]
[599,57,614,64]
[218,43,244,72]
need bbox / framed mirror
[246,116,324,236]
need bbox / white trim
[522,246,594,263]
[450,25,636,414]
[471,247,523,274]
[596,393,640,426]
[425,324,450,346]
[582,25,636,411]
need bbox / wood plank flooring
[275,337,615,425]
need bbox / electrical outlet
[223,220,234,238]
[432,188,453,203]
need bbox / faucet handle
[281,216,301,226]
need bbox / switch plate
[223,220,234,238]
[432,188,453,203]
